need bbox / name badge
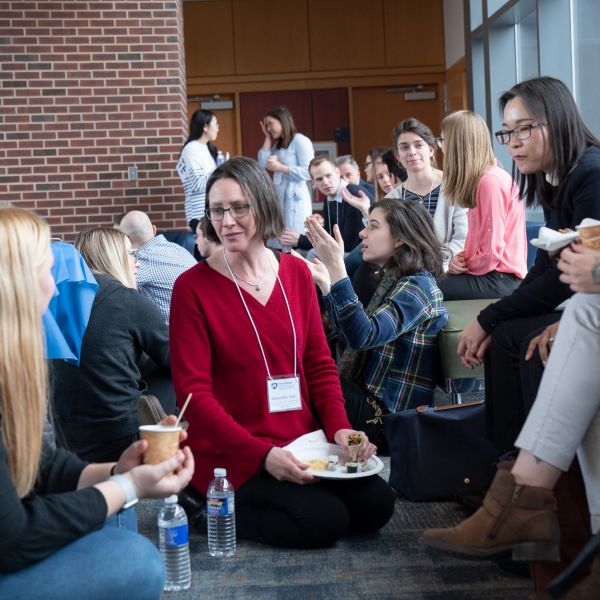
[267,376,302,413]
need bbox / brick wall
[0,0,189,239]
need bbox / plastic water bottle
[158,495,192,591]
[216,150,224,166]
[207,468,236,557]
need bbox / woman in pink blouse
[437,110,527,300]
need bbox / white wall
[443,0,465,68]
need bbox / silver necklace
[223,248,269,291]
[402,168,436,212]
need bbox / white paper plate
[290,443,384,480]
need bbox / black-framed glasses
[494,123,545,145]
[363,160,372,169]
[205,204,250,221]
[435,137,444,148]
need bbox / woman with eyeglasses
[436,110,528,300]
[387,118,468,271]
[169,157,395,549]
[51,228,170,462]
[456,76,600,455]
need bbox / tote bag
[383,401,498,501]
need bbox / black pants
[438,271,521,301]
[234,471,395,549]
[485,312,562,452]
[340,376,389,452]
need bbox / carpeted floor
[138,458,533,600]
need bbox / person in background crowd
[170,157,395,549]
[436,110,527,300]
[0,207,193,600]
[387,118,468,272]
[177,109,219,236]
[258,106,314,239]
[335,154,375,198]
[51,228,170,462]
[364,146,389,198]
[119,210,197,323]
[195,216,222,259]
[279,156,367,254]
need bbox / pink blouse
[462,164,527,279]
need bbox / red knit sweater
[169,252,350,493]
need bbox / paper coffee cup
[578,225,600,250]
[139,425,181,465]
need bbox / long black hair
[499,76,600,209]
[181,108,218,161]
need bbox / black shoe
[179,485,207,534]
[547,531,600,598]
[137,394,167,425]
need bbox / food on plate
[346,462,358,474]
[306,458,328,471]
[347,433,363,446]
[327,455,339,471]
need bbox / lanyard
[223,248,297,380]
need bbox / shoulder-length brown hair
[442,110,496,209]
[371,198,443,277]
[265,106,297,149]
[0,207,50,497]
[205,156,285,242]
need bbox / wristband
[110,463,117,476]
[109,474,139,510]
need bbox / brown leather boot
[421,469,560,561]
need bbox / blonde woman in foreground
[0,207,193,599]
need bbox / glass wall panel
[574,0,600,137]
[470,0,483,30]
[487,0,510,18]
[516,9,538,81]
[538,0,573,87]
[488,23,515,168]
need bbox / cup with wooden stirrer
[139,393,192,465]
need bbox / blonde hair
[0,207,50,497]
[75,228,136,289]
[442,110,496,209]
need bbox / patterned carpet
[138,459,533,600]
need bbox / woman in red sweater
[170,157,394,548]
[437,110,527,300]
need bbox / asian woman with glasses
[169,156,394,550]
[455,76,600,454]
[436,109,528,301]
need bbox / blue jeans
[0,508,165,600]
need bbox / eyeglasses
[205,204,250,221]
[363,160,372,169]
[435,137,444,148]
[494,123,545,145]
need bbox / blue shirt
[324,272,447,412]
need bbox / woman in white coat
[258,106,314,234]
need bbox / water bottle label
[207,496,234,517]
[164,523,189,547]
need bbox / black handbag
[383,401,498,501]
